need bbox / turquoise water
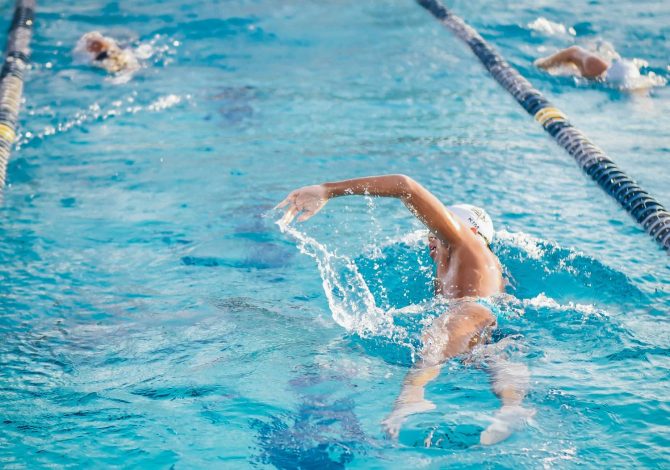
[1,0,669,467]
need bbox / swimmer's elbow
[583,57,608,78]
[394,174,417,197]
[391,174,412,184]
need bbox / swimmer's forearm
[536,47,581,68]
[323,174,414,199]
[322,175,464,245]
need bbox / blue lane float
[416,0,670,251]
[0,0,35,186]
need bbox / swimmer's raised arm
[534,46,608,79]
[276,175,472,246]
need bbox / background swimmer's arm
[277,175,470,245]
[535,46,581,69]
[535,46,608,78]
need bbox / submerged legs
[382,303,533,445]
[479,356,533,445]
[382,302,495,439]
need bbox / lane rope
[416,0,670,251]
[0,0,35,186]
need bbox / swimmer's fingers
[278,206,299,226]
[276,186,328,224]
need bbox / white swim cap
[448,204,495,245]
[606,59,640,87]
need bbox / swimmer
[74,31,139,75]
[535,46,665,90]
[535,46,608,78]
[277,175,532,445]
[534,45,647,89]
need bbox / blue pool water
[1,0,669,467]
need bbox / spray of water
[277,219,404,342]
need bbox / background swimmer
[74,31,139,75]
[535,45,664,90]
[535,46,608,79]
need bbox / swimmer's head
[81,31,109,54]
[428,204,494,260]
[448,204,494,246]
[606,59,640,87]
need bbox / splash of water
[277,220,403,341]
[528,17,576,37]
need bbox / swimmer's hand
[534,56,552,69]
[275,184,329,225]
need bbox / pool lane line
[416,0,670,251]
[0,0,35,187]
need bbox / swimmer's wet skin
[277,174,533,445]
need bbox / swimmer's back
[437,236,504,299]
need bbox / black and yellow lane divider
[0,0,35,186]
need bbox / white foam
[146,94,183,111]
[487,292,606,320]
[134,43,155,60]
[523,293,602,316]
[135,33,180,66]
[608,69,667,91]
[576,41,666,90]
[496,229,546,260]
[541,445,578,469]
[528,17,576,37]
[17,94,192,149]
